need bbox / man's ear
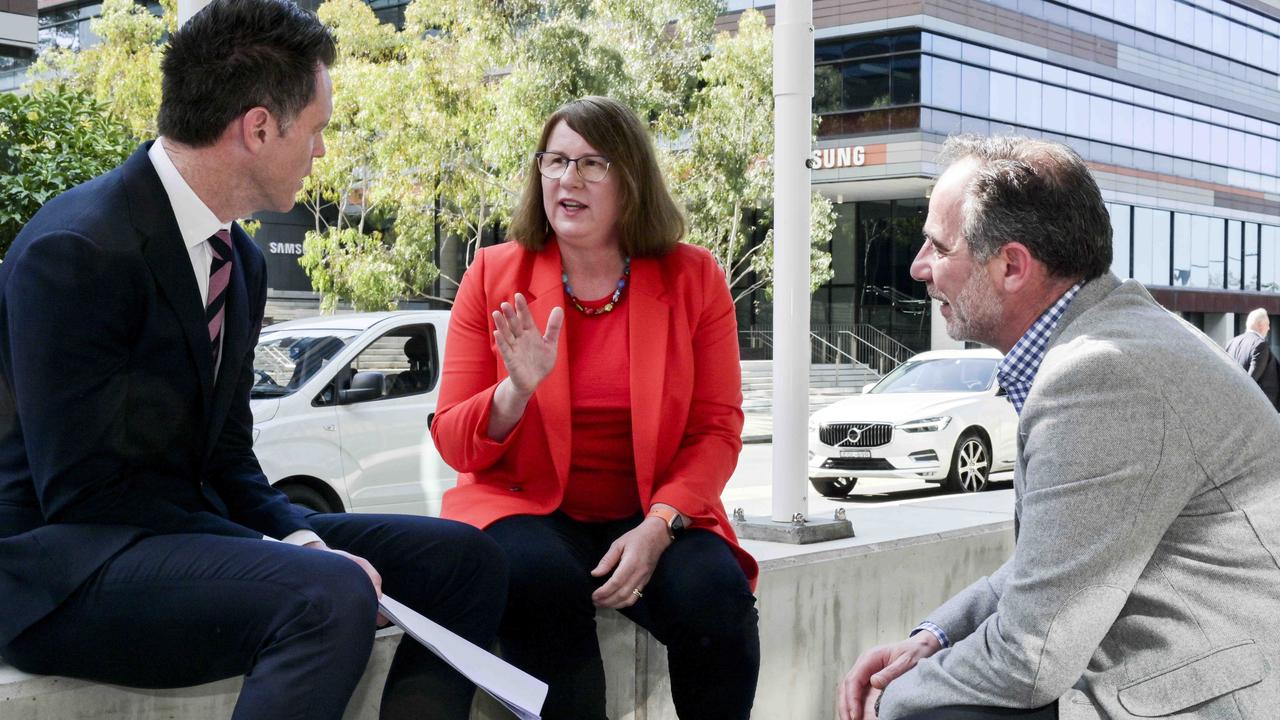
[994,242,1038,294]
[239,107,273,154]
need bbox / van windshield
[251,330,360,399]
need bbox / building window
[1228,221,1243,290]
[815,31,921,138]
[1107,203,1130,279]
[1132,207,1171,286]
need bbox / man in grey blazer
[838,135,1280,720]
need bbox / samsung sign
[810,144,886,170]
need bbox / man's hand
[589,517,672,609]
[304,540,388,626]
[837,631,942,720]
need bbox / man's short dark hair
[939,135,1113,281]
[158,0,336,147]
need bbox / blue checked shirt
[910,282,1081,651]
[996,283,1082,415]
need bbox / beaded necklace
[562,256,631,316]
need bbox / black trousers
[486,512,760,720]
[1,513,507,720]
[899,704,1059,719]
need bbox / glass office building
[0,0,36,92]
[729,0,1280,354]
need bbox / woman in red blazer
[431,97,760,719]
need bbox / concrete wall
[0,522,1013,719]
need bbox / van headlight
[897,416,951,433]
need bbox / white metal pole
[177,0,212,27]
[770,0,814,523]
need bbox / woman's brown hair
[508,96,685,257]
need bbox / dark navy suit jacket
[0,143,312,647]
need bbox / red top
[559,292,640,521]
[431,240,758,589]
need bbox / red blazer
[431,239,758,587]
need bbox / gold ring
[632,588,644,599]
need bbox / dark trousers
[486,512,760,720]
[1,513,507,720]
[899,704,1059,719]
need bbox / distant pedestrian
[1225,308,1280,410]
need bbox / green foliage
[666,10,834,302]
[0,88,134,257]
[28,0,836,311]
[31,0,172,139]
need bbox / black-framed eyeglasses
[534,151,612,182]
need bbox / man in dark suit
[0,1,506,719]
[1226,308,1280,410]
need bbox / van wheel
[280,484,334,514]
[810,476,857,498]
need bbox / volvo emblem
[845,425,863,445]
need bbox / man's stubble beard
[944,268,1003,347]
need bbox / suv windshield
[252,330,360,399]
[869,357,998,394]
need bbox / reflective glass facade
[809,6,1280,351]
[920,32,1280,193]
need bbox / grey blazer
[878,274,1280,720]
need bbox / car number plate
[840,449,871,458]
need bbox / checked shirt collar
[996,282,1082,414]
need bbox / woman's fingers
[544,306,564,344]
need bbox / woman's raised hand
[492,293,564,398]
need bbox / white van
[249,311,454,516]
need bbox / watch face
[671,515,685,532]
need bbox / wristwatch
[647,506,685,541]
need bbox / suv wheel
[945,433,990,494]
[810,476,858,498]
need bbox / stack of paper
[378,594,548,720]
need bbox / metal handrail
[853,323,915,361]
[839,331,902,375]
[740,325,912,374]
[809,331,856,365]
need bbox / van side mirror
[862,382,876,394]
[339,371,385,404]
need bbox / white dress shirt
[148,138,321,548]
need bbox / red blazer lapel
[628,256,670,497]
[526,241,572,485]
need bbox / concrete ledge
[0,492,1016,719]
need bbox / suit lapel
[628,257,670,492]
[526,241,572,484]
[126,144,215,402]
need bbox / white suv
[250,311,453,516]
[807,348,1018,496]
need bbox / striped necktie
[206,229,233,367]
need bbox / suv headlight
[897,416,951,433]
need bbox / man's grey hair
[1247,308,1270,332]
[938,135,1113,281]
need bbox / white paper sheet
[378,594,547,719]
